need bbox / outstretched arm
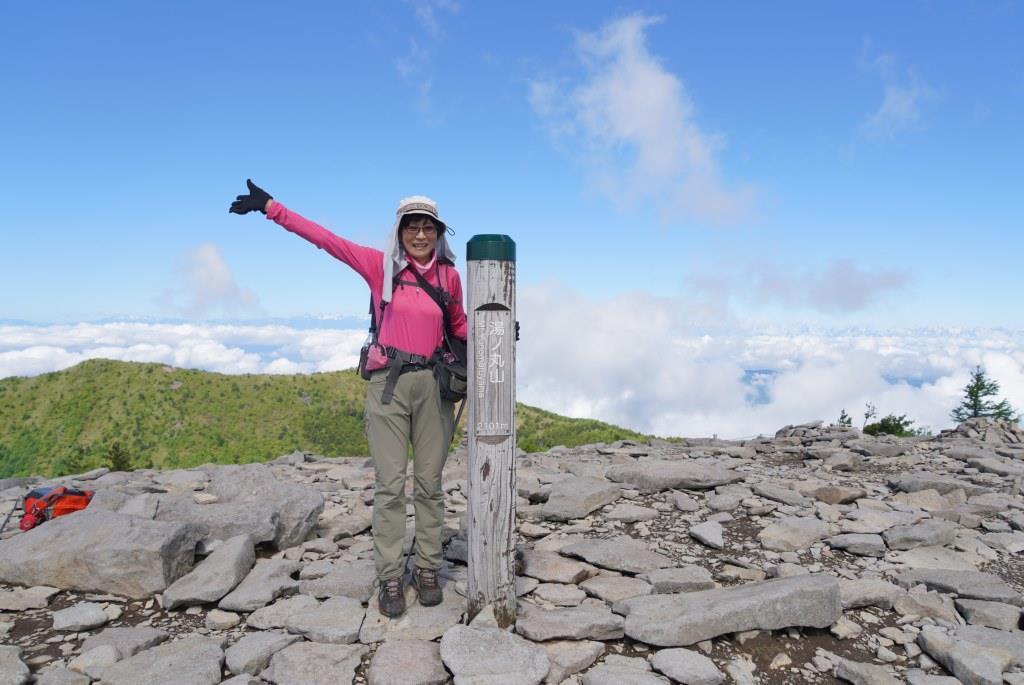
[229,179,383,287]
[265,201,383,286]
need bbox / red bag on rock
[19,486,94,531]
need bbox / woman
[230,180,467,618]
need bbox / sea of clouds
[3,283,1022,441]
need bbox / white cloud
[860,43,937,138]
[750,259,911,313]
[687,259,911,314]
[2,307,1022,441]
[395,0,458,116]
[530,14,753,223]
[515,283,1024,438]
[157,243,261,320]
[0,322,366,379]
[408,0,459,38]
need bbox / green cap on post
[467,234,516,262]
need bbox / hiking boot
[412,567,443,606]
[378,577,405,618]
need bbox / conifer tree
[950,366,1019,423]
[107,441,132,472]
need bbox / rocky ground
[1,416,1023,684]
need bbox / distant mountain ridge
[0,359,655,478]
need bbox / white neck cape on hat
[382,195,456,304]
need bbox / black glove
[229,179,273,215]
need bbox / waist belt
[380,346,432,405]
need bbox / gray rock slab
[0,509,202,598]
[541,477,622,522]
[220,676,261,685]
[261,642,367,685]
[605,461,744,493]
[970,457,1024,477]
[318,503,373,540]
[51,602,108,631]
[284,596,365,644]
[882,520,959,550]
[917,626,1011,685]
[955,624,1024,662]
[163,533,255,609]
[706,491,744,512]
[542,640,605,684]
[651,648,725,684]
[812,485,867,505]
[68,644,119,679]
[202,463,325,549]
[896,569,1021,605]
[367,639,448,685]
[560,536,673,574]
[0,646,29,685]
[34,667,90,685]
[981,531,1024,553]
[246,594,320,629]
[638,566,715,593]
[616,573,842,647]
[892,489,953,511]
[903,669,962,685]
[839,579,906,610]
[752,483,811,507]
[606,503,659,523]
[360,584,464,643]
[80,626,169,660]
[152,494,279,545]
[98,636,224,685]
[825,452,864,471]
[955,599,1022,631]
[534,583,587,606]
[840,509,921,534]
[889,545,986,571]
[582,665,669,685]
[894,591,960,623]
[835,658,901,685]
[0,585,60,611]
[440,624,549,685]
[757,516,830,551]
[218,559,300,612]
[672,491,700,511]
[298,559,376,602]
[516,603,625,641]
[689,521,724,549]
[521,550,593,584]
[889,473,988,497]
[225,632,301,675]
[828,534,886,557]
[580,575,653,603]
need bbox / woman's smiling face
[401,215,439,265]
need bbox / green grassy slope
[0,359,658,478]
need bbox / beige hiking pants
[365,367,455,581]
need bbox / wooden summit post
[465,234,517,626]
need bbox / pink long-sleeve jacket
[266,201,468,372]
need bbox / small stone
[533,583,587,606]
[366,639,448,685]
[651,647,725,684]
[689,521,725,549]
[205,609,240,630]
[831,616,862,640]
[52,603,109,632]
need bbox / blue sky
[2,2,1022,436]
